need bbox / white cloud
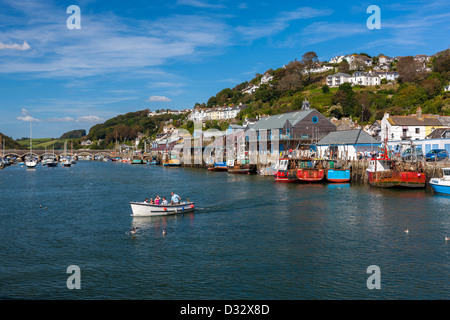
[0,40,30,51]
[76,116,105,123]
[177,0,224,9]
[146,96,172,102]
[17,115,40,122]
[47,117,75,122]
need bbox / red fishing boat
[296,160,324,182]
[275,158,298,183]
[366,140,425,188]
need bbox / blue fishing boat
[429,168,450,195]
[326,169,351,183]
[208,161,227,171]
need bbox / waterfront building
[380,108,445,141]
[251,103,337,152]
[317,129,381,159]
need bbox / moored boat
[275,158,298,182]
[326,169,351,183]
[208,161,228,172]
[296,160,324,182]
[227,159,256,174]
[429,168,450,195]
[132,158,144,164]
[129,201,195,217]
[366,146,425,188]
[163,153,181,166]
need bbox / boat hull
[130,202,195,217]
[429,179,450,195]
[275,169,298,182]
[326,169,351,183]
[208,162,228,171]
[25,161,37,168]
[227,164,256,174]
[296,168,324,182]
[367,171,426,188]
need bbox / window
[415,128,420,134]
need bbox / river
[0,161,449,299]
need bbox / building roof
[426,128,450,139]
[438,116,450,126]
[328,72,351,78]
[387,115,442,126]
[251,110,314,131]
[318,129,380,145]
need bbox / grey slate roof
[252,110,314,131]
[318,129,380,145]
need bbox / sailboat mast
[29,120,32,157]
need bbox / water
[0,161,449,299]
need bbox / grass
[17,138,77,150]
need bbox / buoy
[190,204,194,208]
[163,207,167,211]
[404,229,409,234]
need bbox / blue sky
[0,0,448,139]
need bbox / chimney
[417,107,422,120]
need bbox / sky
[0,0,449,139]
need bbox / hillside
[16,138,82,150]
[60,129,86,139]
[86,109,187,148]
[0,132,24,150]
[202,50,450,124]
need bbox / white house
[444,85,450,92]
[242,84,260,94]
[329,55,345,64]
[189,104,247,122]
[378,55,394,65]
[327,72,381,87]
[260,73,274,84]
[380,108,444,142]
[326,72,351,87]
[377,71,399,82]
[347,72,381,86]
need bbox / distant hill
[60,129,86,139]
[0,132,24,149]
[87,109,187,148]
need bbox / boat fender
[190,204,194,208]
[163,207,167,211]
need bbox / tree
[338,60,350,73]
[207,96,217,108]
[275,60,305,93]
[301,51,319,84]
[332,83,356,117]
[433,49,450,81]
[397,56,426,83]
[322,85,330,93]
[421,78,442,98]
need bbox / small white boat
[25,159,37,168]
[129,201,195,217]
[429,168,450,195]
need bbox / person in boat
[161,197,168,205]
[171,192,181,205]
[149,198,154,204]
[144,198,149,204]
[155,195,161,205]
